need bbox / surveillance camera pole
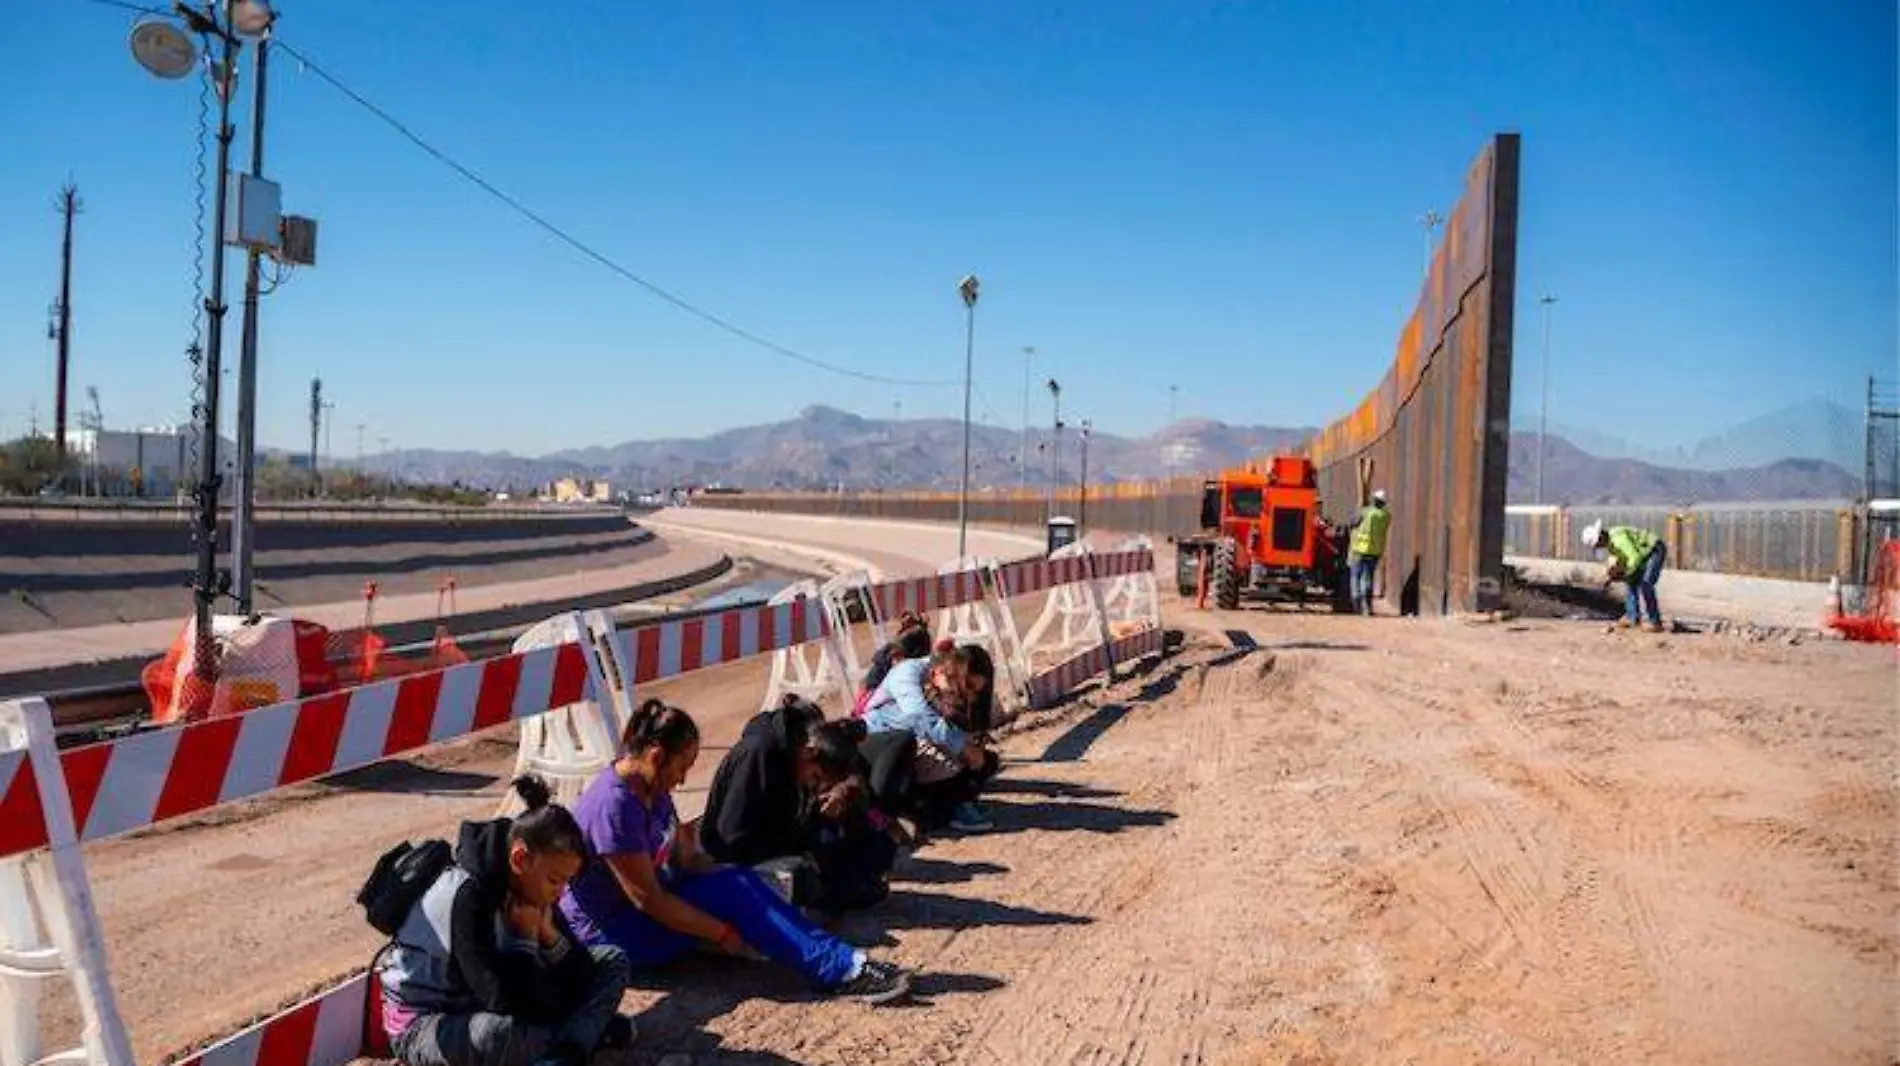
[231,19,273,615]
[187,0,243,685]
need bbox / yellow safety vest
[1350,505,1391,558]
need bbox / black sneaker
[833,959,911,1005]
[597,1014,637,1051]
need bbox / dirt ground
[31,588,1899,1064]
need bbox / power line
[71,0,956,389]
[270,38,956,389]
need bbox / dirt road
[32,548,1898,1063]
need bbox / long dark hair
[508,775,585,857]
[622,698,700,757]
[777,695,864,777]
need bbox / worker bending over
[1348,490,1391,615]
[1583,520,1667,632]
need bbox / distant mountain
[340,402,1861,505]
[1508,433,1859,505]
[360,406,1317,493]
[1512,398,1861,472]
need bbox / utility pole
[308,377,322,491]
[956,274,980,559]
[1046,378,1062,521]
[355,422,365,467]
[1078,419,1092,534]
[1019,346,1035,495]
[1537,293,1557,505]
[52,182,82,467]
[231,20,275,614]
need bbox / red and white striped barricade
[506,610,635,812]
[0,699,136,1066]
[932,557,1030,718]
[758,581,855,713]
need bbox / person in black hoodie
[377,776,633,1066]
[698,696,896,914]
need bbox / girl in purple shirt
[559,698,910,1004]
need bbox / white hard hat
[1371,489,1387,503]
[1580,520,1603,548]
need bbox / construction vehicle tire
[1213,538,1241,610]
[1175,547,1201,597]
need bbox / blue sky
[1,0,1893,458]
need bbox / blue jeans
[581,867,859,989]
[1349,553,1379,614]
[1625,543,1666,625]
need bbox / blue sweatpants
[1624,543,1667,625]
[586,867,858,989]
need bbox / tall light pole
[956,274,980,558]
[1537,292,1558,505]
[1078,419,1092,534]
[1018,346,1035,496]
[231,4,278,614]
[1164,384,1179,480]
[1046,378,1062,521]
[1419,209,1444,278]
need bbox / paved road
[644,507,1044,579]
[0,538,726,677]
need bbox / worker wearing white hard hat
[1347,490,1391,616]
[1582,519,1667,632]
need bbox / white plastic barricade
[820,570,887,693]
[1017,542,1113,677]
[1099,535,1162,638]
[505,610,633,812]
[934,557,1030,717]
[0,700,134,1066]
[760,581,854,712]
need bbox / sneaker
[948,802,993,832]
[833,959,911,1005]
[597,1015,637,1052]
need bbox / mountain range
[352,400,1864,506]
[1510,398,1862,473]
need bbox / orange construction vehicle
[1173,455,1350,611]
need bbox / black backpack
[357,839,453,936]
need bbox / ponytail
[622,697,700,757]
[508,774,584,857]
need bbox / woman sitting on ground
[861,644,1002,834]
[377,776,635,1066]
[698,696,898,915]
[557,698,911,1004]
[854,612,934,716]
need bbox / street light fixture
[1046,378,1062,523]
[956,274,979,558]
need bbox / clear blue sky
[1,0,1893,458]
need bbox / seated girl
[377,776,634,1066]
[557,698,910,1004]
[861,644,1001,833]
[698,696,897,915]
[853,612,934,716]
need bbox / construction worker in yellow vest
[1347,490,1391,615]
[1582,520,1667,632]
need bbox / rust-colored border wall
[1306,134,1519,614]
[694,136,1521,616]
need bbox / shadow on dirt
[326,760,499,796]
[876,888,1093,930]
[983,777,1122,800]
[981,797,1176,836]
[893,856,1010,884]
